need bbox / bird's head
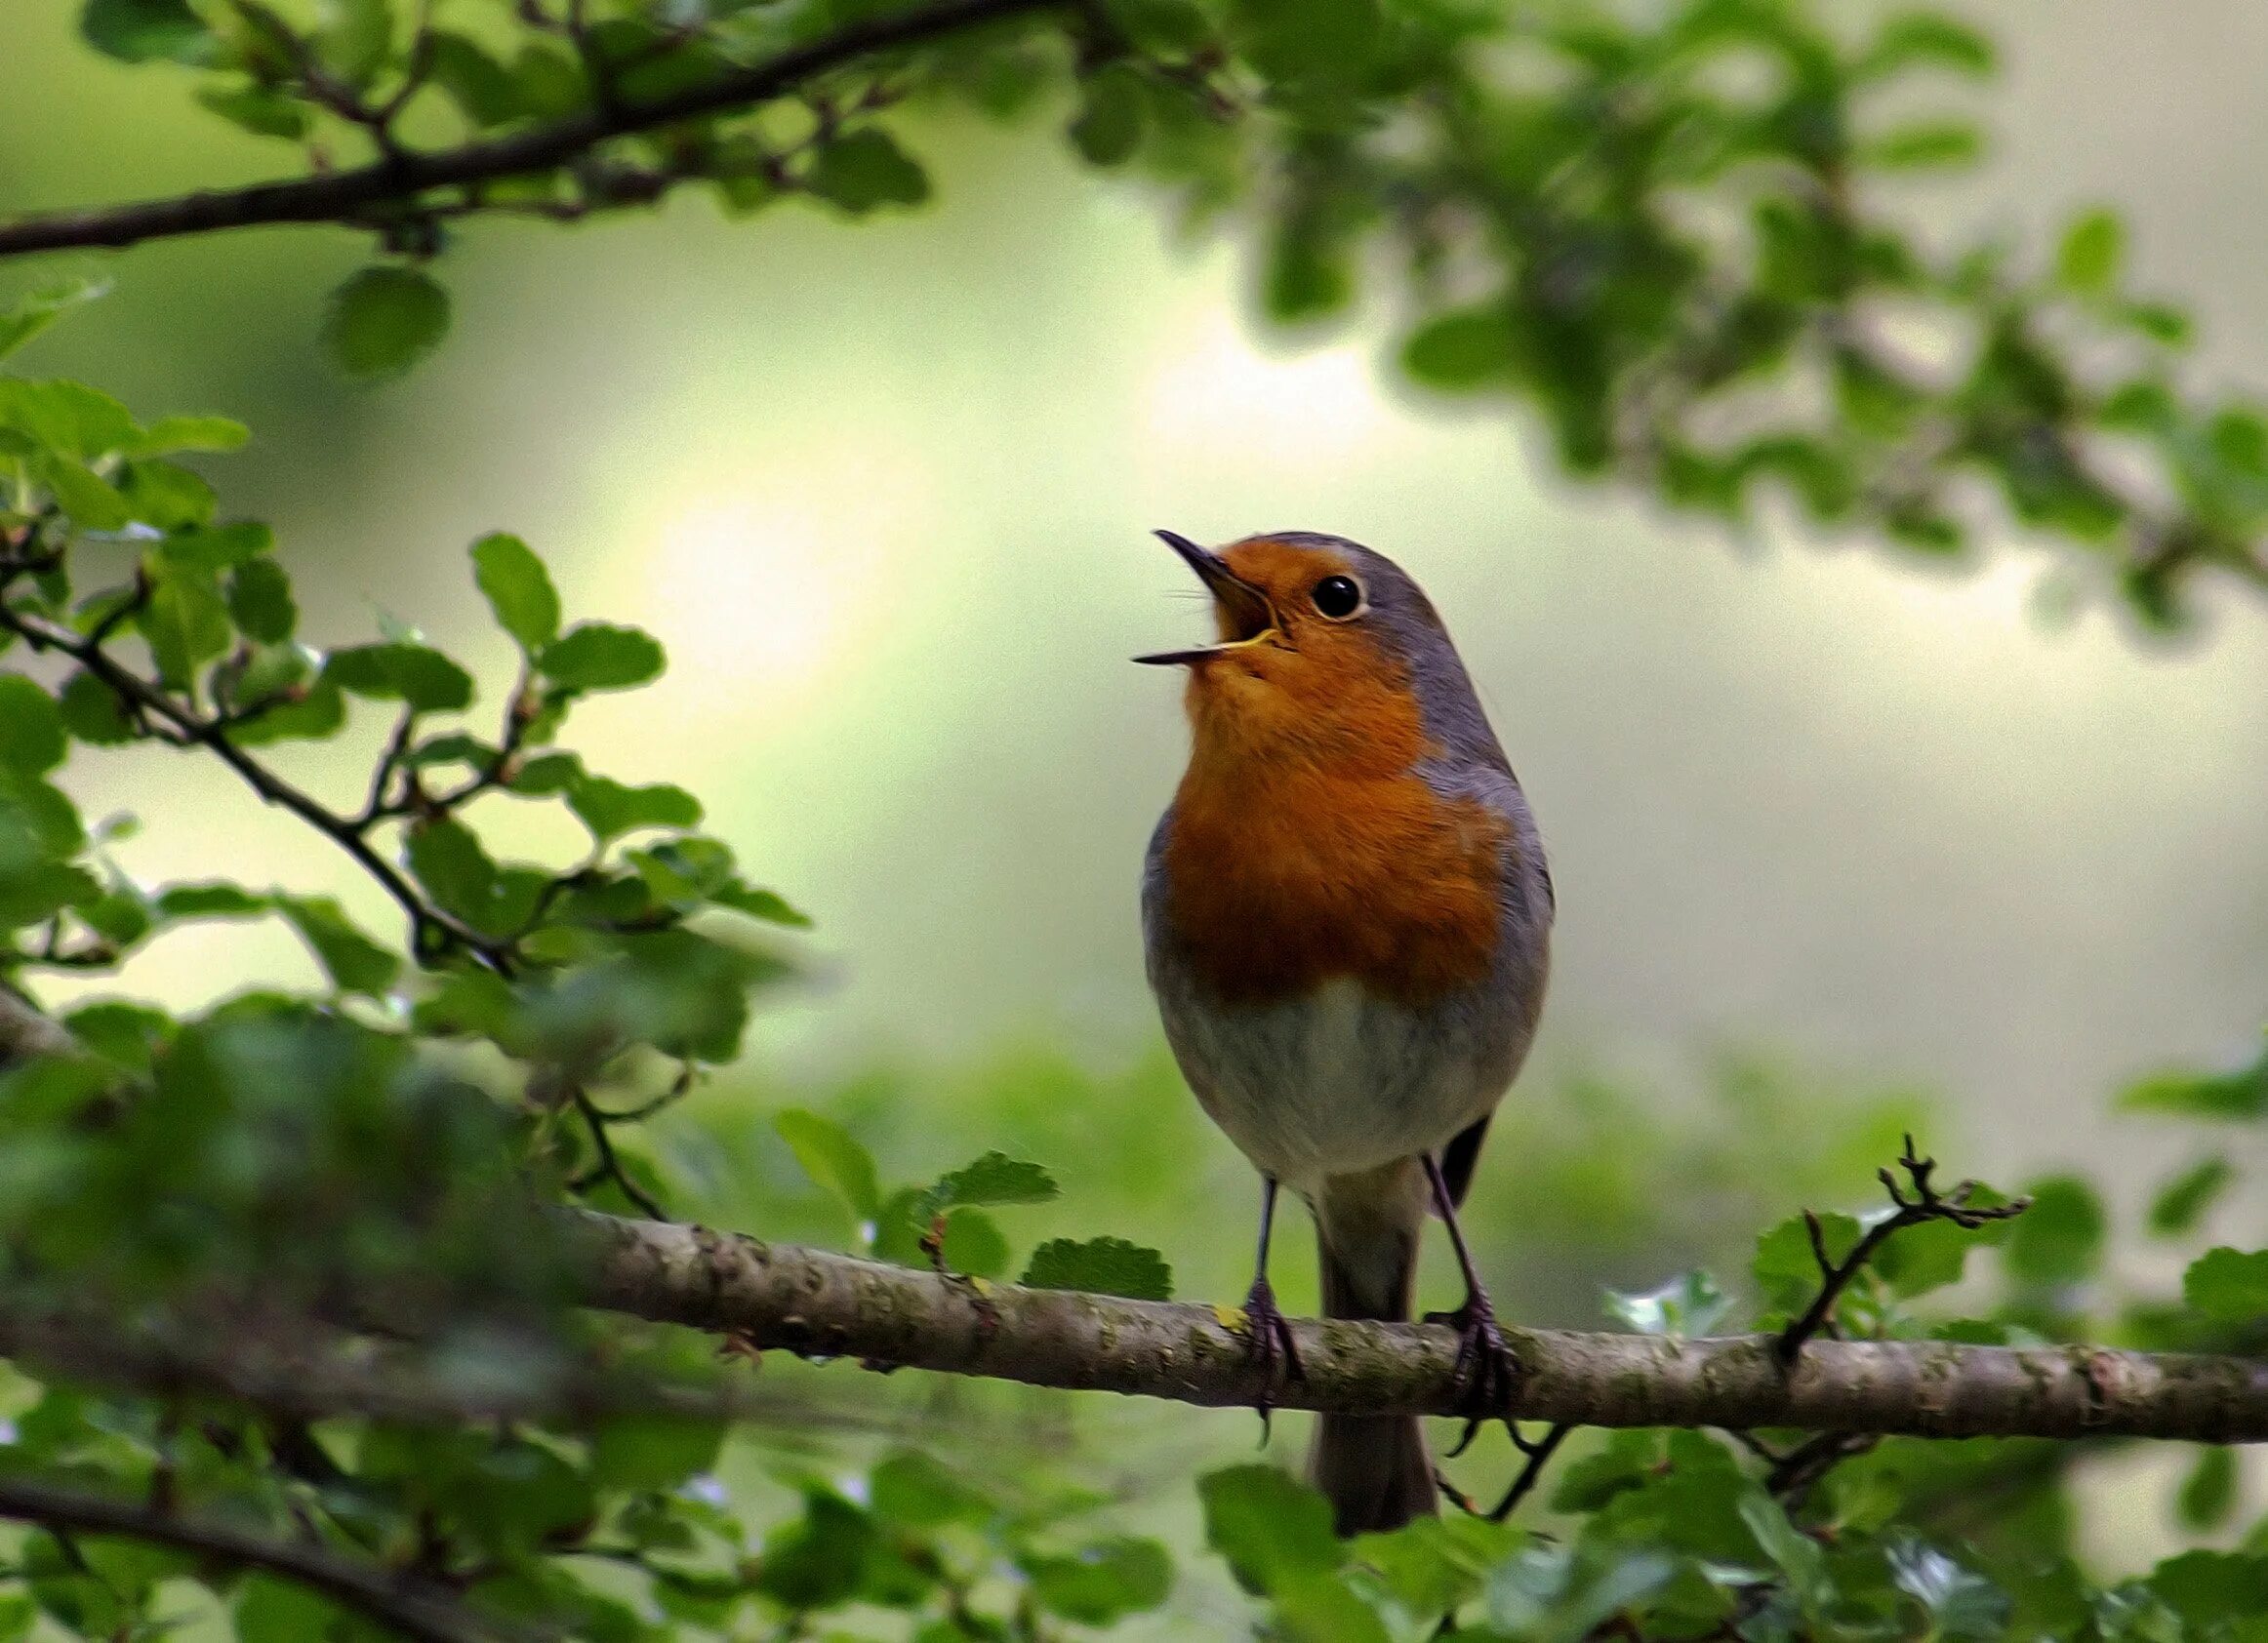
[1138,530,1483,776]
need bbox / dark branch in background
[0,0,1066,260]
[0,1475,535,1643]
[568,1209,2268,1443]
[1778,1136,2032,1364]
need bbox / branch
[1776,1136,2032,1364]
[564,1210,2268,1444]
[0,0,1064,260]
[0,1475,536,1643]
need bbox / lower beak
[1134,530,1280,666]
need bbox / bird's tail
[1308,1163,1435,1536]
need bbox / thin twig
[0,0,1067,259]
[1776,1136,2030,1366]
[1489,1423,1572,1521]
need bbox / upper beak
[1134,530,1280,666]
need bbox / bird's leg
[1421,1152,1519,1457]
[1240,1176,1303,1439]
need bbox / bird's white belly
[1166,976,1504,1193]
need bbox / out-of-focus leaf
[540,621,665,692]
[2182,1247,2268,1323]
[774,1108,881,1223]
[471,532,561,653]
[805,130,931,213]
[2003,1175,2104,1287]
[2056,210,2125,298]
[589,1414,724,1493]
[1069,64,1146,166]
[566,775,702,842]
[226,559,297,644]
[1859,121,1982,170]
[57,671,134,746]
[1198,1464,1341,1595]
[2122,1051,2268,1121]
[160,522,272,572]
[1021,1537,1172,1623]
[2175,1446,2237,1531]
[1753,1210,1860,1313]
[1021,1235,1172,1301]
[275,894,400,997]
[2149,1155,2234,1238]
[0,278,110,362]
[324,266,452,381]
[0,678,67,777]
[326,642,475,713]
[82,0,210,63]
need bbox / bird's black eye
[1311,575,1362,620]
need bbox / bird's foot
[1239,1276,1304,1444]
[1425,1289,1519,1458]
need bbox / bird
[1136,529,1552,1536]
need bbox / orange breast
[1162,760,1507,1009]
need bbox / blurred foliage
[3,0,2268,1638]
[15,0,2268,619]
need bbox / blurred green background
[5,0,2267,1598]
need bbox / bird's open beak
[1134,530,1281,666]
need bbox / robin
[1137,529,1553,1535]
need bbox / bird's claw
[1240,1276,1304,1443]
[1425,1291,1519,1457]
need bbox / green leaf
[57,671,134,746]
[1739,1491,1828,1614]
[869,1450,988,1527]
[1022,1538,1173,1624]
[1069,64,1146,167]
[160,521,272,572]
[2176,1446,2237,1531]
[403,818,510,932]
[1753,1210,1860,1313]
[774,1108,881,1223]
[2056,210,2125,298]
[0,378,139,460]
[805,130,931,214]
[2182,1247,2268,1323]
[0,278,110,362]
[2003,1175,2104,1287]
[1021,1235,1172,1301]
[1402,308,1515,391]
[82,0,211,63]
[235,1576,351,1643]
[226,559,297,644]
[323,266,452,381]
[124,415,249,457]
[0,679,67,777]
[1854,13,1995,80]
[1859,121,1982,170]
[710,879,810,927]
[938,1206,1009,1278]
[325,642,475,713]
[425,32,518,125]
[153,882,267,918]
[276,894,401,997]
[2122,1051,2268,1121]
[588,1414,724,1493]
[540,622,665,692]
[566,775,702,842]
[470,532,561,653]
[2149,1155,2234,1238]
[1601,1269,1730,1340]
[315,0,392,86]
[195,83,312,140]
[43,458,132,530]
[1198,1464,1341,1595]
[137,559,232,690]
[916,1151,1058,1222]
